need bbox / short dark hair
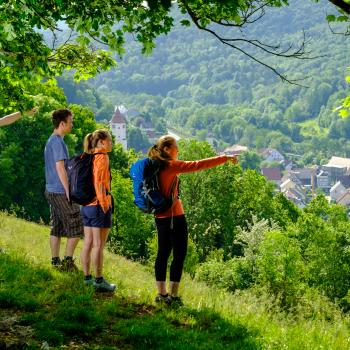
[52,109,72,129]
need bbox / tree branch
[181,0,315,85]
[327,18,350,35]
[328,0,350,14]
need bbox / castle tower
[110,107,127,150]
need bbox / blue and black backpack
[130,158,178,214]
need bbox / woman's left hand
[27,107,38,116]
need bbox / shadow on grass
[0,253,262,349]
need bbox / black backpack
[67,152,104,205]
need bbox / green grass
[298,119,328,137]
[0,212,349,349]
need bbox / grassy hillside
[0,212,349,349]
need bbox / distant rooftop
[326,156,350,169]
[261,167,281,181]
[110,108,127,124]
[223,144,248,154]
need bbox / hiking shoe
[60,257,78,272]
[51,257,61,269]
[93,278,116,292]
[169,296,183,307]
[84,278,94,286]
[155,294,171,305]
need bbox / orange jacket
[155,155,228,218]
[87,149,111,212]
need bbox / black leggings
[155,215,188,282]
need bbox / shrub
[256,230,306,308]
[109,171,154,260]
[195,256,253,292]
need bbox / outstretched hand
[226,155,239,165]
[0,108,38,127]
[26,107,38,116]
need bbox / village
[109,106,350,211]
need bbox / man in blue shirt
[44,109,83,271]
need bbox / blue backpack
[130,158,178,214]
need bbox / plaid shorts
[45,191,84,238]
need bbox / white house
[223,144,248,156]
[327,156,350,171]
[322,156,350,181]
[280,178,296,192]
[337,190,350,207]
[316,170,329,188]
[330,181,346,202]
[260,148,285,163]
[110,107,127,150]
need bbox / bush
[291,197,350,301]
[195,256,253,292]
[109,171,154,260]
[256,230,306,308]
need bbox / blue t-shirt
[44,134,69,193]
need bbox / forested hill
[58,0,350,165]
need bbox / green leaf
[3,23,16,41]
[326,14,336,22]
[76,36,90,46]
[339,109,349,119]
[336,15,349,22]
[180,19,191,27]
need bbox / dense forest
[58,0,350,165]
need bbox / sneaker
[51,257,61,269]
[155,293,171,305]
[60,257,78,272]
[169,296,183,306]
[93,278,116,292]
[84,278,94,286]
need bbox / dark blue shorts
[81,205,112,228]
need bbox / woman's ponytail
[84,129,111,154]
[148,144,161,159]
[148,135,176,163]
[83,133,94,154]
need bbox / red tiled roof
[110,109,126,124]
[261,167,282,181]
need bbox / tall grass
[0,211,349,349]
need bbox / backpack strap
[169,176,179,202]
[169,176,179,230]
[92,152,113,211]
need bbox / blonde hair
[84,129,111,154]
[148,135,177,163]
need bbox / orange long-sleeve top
[155,155,228,218]
[87,149,112,211]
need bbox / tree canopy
[1,0,350,113]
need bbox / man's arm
[0,108,37,127]
[0,112,21,127]
[56,160,70,200]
